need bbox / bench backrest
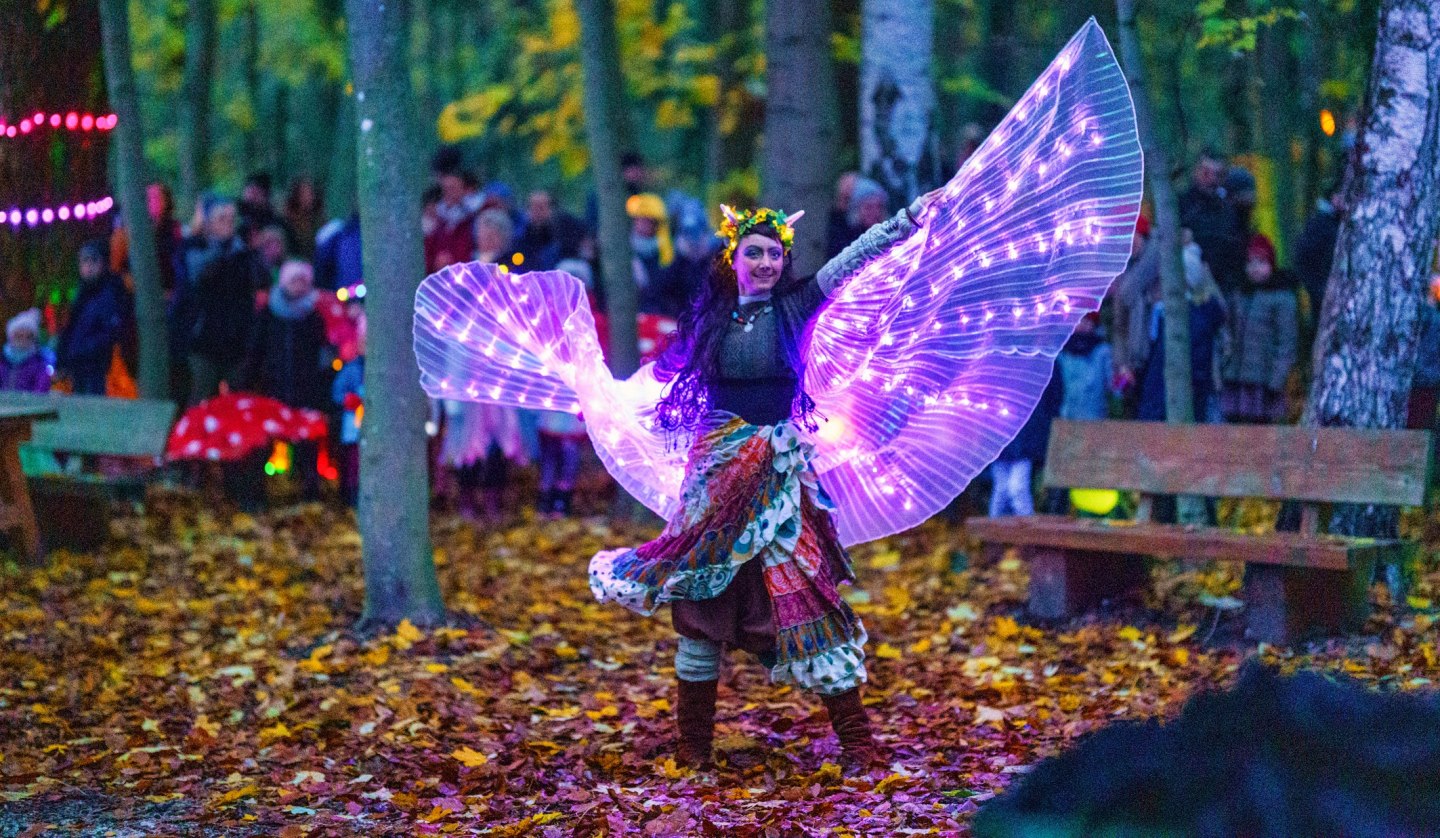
[0,392,177,459]
[1043,420,1432,507]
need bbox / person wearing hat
[1220,234,1299,423]
[0,308,53,393]
[627,193,684,316]
[58,241,131,396]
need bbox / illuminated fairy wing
[414,264,687,517]
[803,19,1143,545]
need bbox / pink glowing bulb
[19,119,32,134]
[57,206,70,220]
[24,209,39,226]
[7,210,19,225]
[4,127,13,137]
[65,112,78,130]
[81,114,94,131]
[40,209,53,223]
[31,111,43,124]
[48,114,60,127]
[73,204,86,218]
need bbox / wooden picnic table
[0,405,59,560]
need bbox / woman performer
[415,19,1143,775]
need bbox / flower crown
[718,205,805,263]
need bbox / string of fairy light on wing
[801,19,1143,545]
[414,264,689,518]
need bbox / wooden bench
[0,405,59,560]
[0,393,176,553]
[967,420,1432,644]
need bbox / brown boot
[822,688,883,774]
[675,678,718,769]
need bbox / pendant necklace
[731,303,774,333]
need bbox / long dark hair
[654,222,806,432]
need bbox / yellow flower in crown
[718,204,806,263]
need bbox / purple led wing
[802,19,1143,545]
[414,262,688,517]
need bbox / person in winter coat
[1107,215,1158,403]
[0,308,53,393]
[988,363,1063,517]
[332,311,366,507]
[1179,153,1247,293]
[1294,184,1345,323]
[315,212,363,292]
[58,241,131,395]
[246,260,332,500]
[1220,235,1299,424]
[1136,233,1228,423]
[1058,312,1116,422]
[181,227,267,405]
[423,147,480,273]
[628,193,685,316]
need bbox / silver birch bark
[860,0,941,207]
[1304,0,1440,537]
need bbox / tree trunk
[1117,0,1192,426]
[576,0,641,377]
[1297,0,1326,214]
[860,0,941,207]
[978,0,1019,126]
[243,1,261,177]
[1258,20,1299,254]
[1304,0,1440,538]
[702,0,743,194]
[177,0,217,219]
[761,0,839,277]
[345,0,446,629]
[99,0,169,400]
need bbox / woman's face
[733,233,785,296]
[1246,255,1273,284]
[477,223,506,256]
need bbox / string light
[4,196,113,230]
[0,112,116,139]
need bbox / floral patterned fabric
[589,414,868,695]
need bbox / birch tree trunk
[1116,0,1193,426]
[761,0,839,277]
[345,0,446,630]
[177,0,216,219]
[576,0,641,377]
[860,0,941,207]
[1304,0,1440,538]
[99,0,169,400]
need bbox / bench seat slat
[967,514,1397,571]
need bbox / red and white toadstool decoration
[167,393,329,462]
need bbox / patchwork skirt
[589,415,868,695]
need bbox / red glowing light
[65,113,78,130]
[81,114,94,131]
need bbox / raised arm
[816,195,930,297]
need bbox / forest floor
[1,489,1436,836]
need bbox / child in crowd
[245,259,332,501]
[1221,234,1298,424]
[333,313,366,507]
[58,241,130,395]
[0,309,53,393]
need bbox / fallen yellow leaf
[450,746,488,767]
